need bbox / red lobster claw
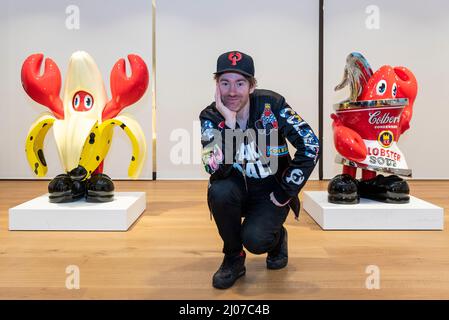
[331,114,367,162]
[394,67,417,105]
[394,67,418,135]
[21,54,64,119]
[102,54,150,120]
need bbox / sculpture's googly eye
[73,93,81,109]
[392,83,397,98]
[72,91,94,112]
[376,80,387,96]
[84,94,93,110]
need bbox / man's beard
[223,95,249,112]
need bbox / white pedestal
[9,192,146,231]
[303,191,444,230]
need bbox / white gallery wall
[0,0,153,179]
[324,0,449,179]
[2,0,449,180]
[156,0,320,180]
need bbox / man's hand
[215,85,236,129]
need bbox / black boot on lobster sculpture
[328,174,359,204]
[358,174,410,204]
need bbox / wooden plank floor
[0,180,448,299]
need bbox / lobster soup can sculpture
[21,51,149,203]
[328,52,418,204]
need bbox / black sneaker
[267,227,288,270]
[212,251,246,289]
[69,165,88,181]
[71,179,86,200]
[328,174,359,204]
[48,174,79,203]
[86,173,115,202]
[358,174,409,203]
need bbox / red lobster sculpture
[328,52,417,204]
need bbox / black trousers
[207,170,290,256]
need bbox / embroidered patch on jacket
[266,144,289,157]
[255,103,278,132]
[201,144,223,174]
[201,120,216,142]
[285,168,304,185]
[280,107,319,163]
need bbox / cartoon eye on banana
[21,51,149,203]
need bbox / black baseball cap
[214,51,255,77]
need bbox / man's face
[218,72,254,112]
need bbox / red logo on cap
[228,52,242,66]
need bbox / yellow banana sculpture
[21,51,149,202]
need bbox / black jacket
[199,89,320,218]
